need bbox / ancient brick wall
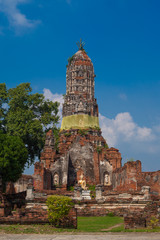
[124,215,146,229]
[105,148,122,171]
[43,169,52,190]
[33,162,52,191]
[0,191,26,217]
[137,171,160,195]
[112,160,160,197]
[40,129,56,169]
[0,202,77,228]
[0,192,77,228]
[34,189,74,197]
[14,175,33,193]
[74,200,146,217]
[5,182,15,194]
[112,160,142,192]
[124,201,160,229]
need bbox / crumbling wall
[105,147,122,171]
[0,201,77,228]
[33,162,52,191]
[137,171,160,196]
[124,201,160,229]
[0,191,26,217]
[14,175,33,193]
[74,200,146,217]
[112,160,142,192]
[112,160,160,197]
[67,141,95,185]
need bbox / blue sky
[0,0,160,173]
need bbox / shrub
[127,158,134,162]
[96,146,102,153]
[68,55,74,64]
[87,184,95,192]
[87,184,96,199]
[64,132,71,137]
[104,143,109,149]
[46,195,74,227]
[78,129,88,136]
[107,212,114,217]
[67,186,74,191]
[149,216,159,229]
[94,126,101,131]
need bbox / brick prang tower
[61,43,99,131]
[63,50,98,116]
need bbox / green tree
[0,131,28,190]
[0,83,59,165]
[0,83,8,130]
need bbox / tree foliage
[0,83,60,165]
[0,83,8,129]
[0,131,28,187]
[52,127,60,151]
[46,195,74,227]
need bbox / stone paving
[0,234,160,240]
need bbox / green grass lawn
[78,216,123,232]
[0,216,160,233]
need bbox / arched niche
[103,172,110,186]
[53,173,59,186]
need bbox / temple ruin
[33,42,122,191]
[1,42,160,229]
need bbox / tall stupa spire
[61,42,99,130]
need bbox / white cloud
[0,0,40,32]
[43,89,64,121]
[99,112,160,171]
[99,112,155,147]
